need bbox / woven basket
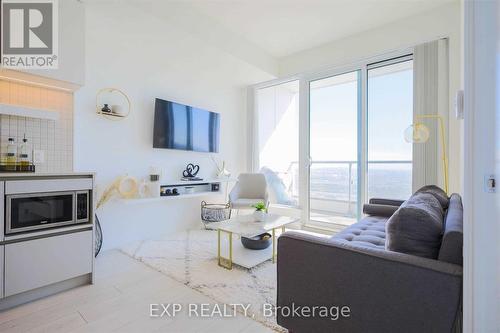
[201,201,231,229]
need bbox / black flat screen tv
[153,98,220,153]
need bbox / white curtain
[412,39,449,192]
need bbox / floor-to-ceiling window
[256,80,299,206]
[253,53,413,228]
[367,59,413,200]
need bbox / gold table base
[217,227,286,270]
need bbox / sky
[310,62,413,162]
[258,60,413,170]
[367,64,413,161]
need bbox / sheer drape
[412,39,449,191]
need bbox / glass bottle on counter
[6,138,17,171]
[18,136,31,168]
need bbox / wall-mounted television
[153,98,220,153]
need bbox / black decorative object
[101,104,112,113]
[182,163,200,178]
[94,214,103,257]
[241,233,272,250]
[161,187,180,196]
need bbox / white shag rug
[120,229,284,331]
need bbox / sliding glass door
[309,71,360,226]
[252,53,413,229]
[306,56,413,228]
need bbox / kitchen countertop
[0,172,94,179]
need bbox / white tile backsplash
[0,79,74,173]
[0,114,73,173]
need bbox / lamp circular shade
[404,123,430,143]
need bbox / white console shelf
[120,177,236,204]
[163,178,237,185]
[121,190,219,204]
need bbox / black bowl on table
[241,233,272,250]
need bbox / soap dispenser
[19,135,31,168]
[6,137,17,171]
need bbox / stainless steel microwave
[5,190,90,235]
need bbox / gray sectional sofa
[277,187,463,333]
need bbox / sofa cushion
[438,194,463,265]
[415,185,449,209]
[363,203,399,217]
[331,216,387,249]
[385,192,444,259]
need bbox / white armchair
[229,173,269,211]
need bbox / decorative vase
[216,161,231,178]
[101,104,112,113]
[138,180,149,198]
[253,210,266,222]
[149,182,161,197]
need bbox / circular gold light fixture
[95,88,131,120]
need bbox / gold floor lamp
[404,114,449,194]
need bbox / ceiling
[84,0,456,61]
[172,0,456,58]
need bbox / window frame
[249,49,414,229]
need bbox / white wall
[463,1,500,331]
[74,3,273,250]
[278,2,463,194]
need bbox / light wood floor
[0,250,274,333]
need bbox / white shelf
[0,103,60,121]
[96,111,126,118]
[120,190,222,204]
[119,178,235,204]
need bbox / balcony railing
[279,160,412,219]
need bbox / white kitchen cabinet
[4,231,92,297]
[23,0,85,85]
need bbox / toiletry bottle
[6,138,17,171]
[148,174,161,197]
[19,136,31,168]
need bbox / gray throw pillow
[386,193,444,259]
[415,185,449,210]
